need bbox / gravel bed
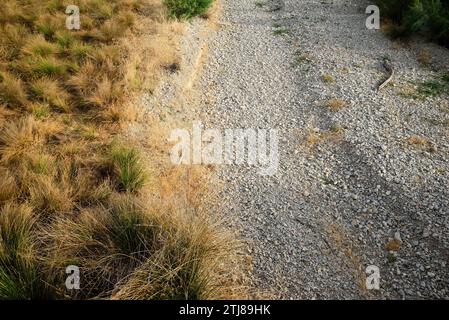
[191,0,449,299]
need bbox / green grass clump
[29,103,50,119]
[417,73,449,96]
[0,203,56,299]
[24,57,67,77]
[164,0,213,19]
[110,144,147,192]
[55,31,76,49]
[0,72,28,107]
[22,36,58,57]
[399,73,449,99]
[107,196,157,259]
[322,74,335,83]
[273,25,289,36]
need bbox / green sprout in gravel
[322,74,335,83]
[273,25,289,36]
[401,73,449,99]
[417,73,449,97]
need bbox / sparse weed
[322,74,335,83]
[417,74,449,97]
[407,135,437,153]
[417,49,432,66]
[273,25,289,36]
[327,98,346,112]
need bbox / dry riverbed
[167,0,449,299]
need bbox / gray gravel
[190,0,449,299]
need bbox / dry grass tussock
[324,222,370,296]
[0,0,247,299]
[326,98,346,112]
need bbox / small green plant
[329,123,344,133]
[322,74,335,83]
[110,144,147,192]
[273,25,289,36]
[418,80,446,96]
[407,73,449,98]
[164,0,214,19]
[387,252,397,263]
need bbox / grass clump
[417,49,432,66]
[28,103,50,119]
[417,73,449,97]
[0,203,57,299]
[26,57,67,77]
[322,74,335,83]
[273,25,289,36]
[327,98,347,112]
[402,73,449,99]
[0,72,28,107]
[0,116,38,165]
[164,0,214,19]
[109,143,147,193]
[407,134,437,152]
[30,78,70,111]
[22,35,59,57]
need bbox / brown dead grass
[322,74,335,84]
[408,135,437,153]
[302,128,344,149]
[327,98,346,112]
[408,135,428,146]
[417,49,432,66]
[385,238,402,252]
[324,222,371,296]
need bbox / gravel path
[192,0,449,299]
